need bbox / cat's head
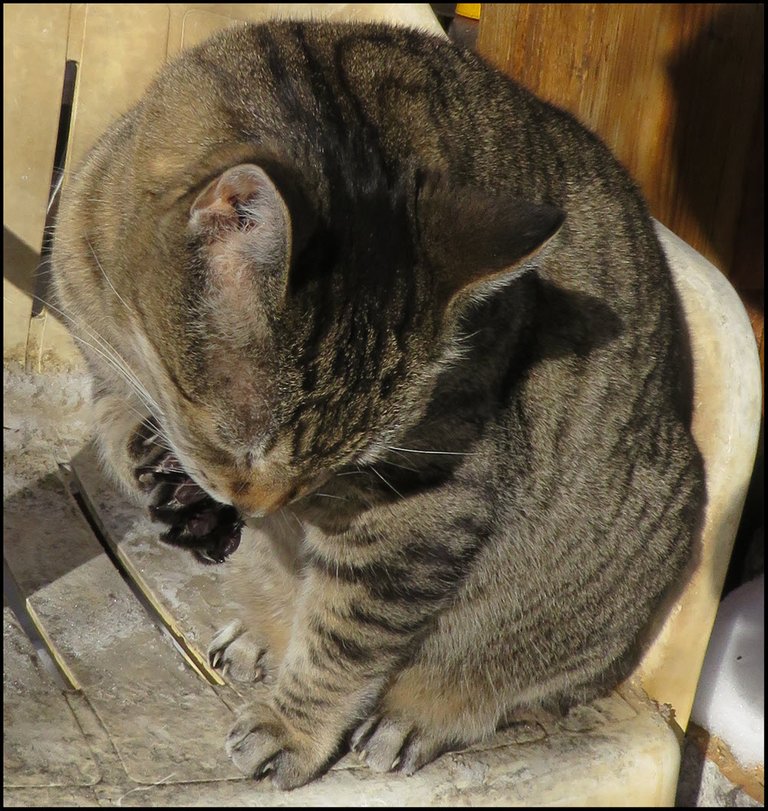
[52,49,563,519]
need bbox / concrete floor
[2,367,759,807]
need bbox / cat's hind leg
[350,661,499,774]
[207,511,303,685]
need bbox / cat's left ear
[189,163,291,279]
[418,175,565,311]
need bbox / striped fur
[51,22,706,788]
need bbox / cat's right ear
[188,163,291,284]
[417,174,565,313]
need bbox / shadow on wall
[4,227,39,300]
[666,3,764,279]
[667,3,764,597]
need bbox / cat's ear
[418,175,564,310]
[189,163,291,277]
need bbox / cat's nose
[230,480,294,516]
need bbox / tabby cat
[51,21,706,789]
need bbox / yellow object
[455,4,481,21]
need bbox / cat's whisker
[45,290,159,418]
[233,479,250,496]
[83,339,159,419]
[278,508,293,535]
[286,507,305,533]
[387,445,473,457]
[313,492,349,501]
[33,292,165,419]
[368,466,404,500]
[66,330,157,417]
[122,402,153,425]
[84,234,137,318]
[46,172,65,215]
[379,458,419,473]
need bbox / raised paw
[350,714,462,776]
[151,486,243,565]
[225,695,326,790]
[128,420,243,564]
[208,620,271,683]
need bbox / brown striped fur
[51,22,706,788]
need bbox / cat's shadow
[421,273,625,449]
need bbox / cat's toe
[208,621,268,683]
[349,714,380,753]
[354,717,411,772]
[353,716,460,775]
[226,701,285,779]
[225,698,323,789]
[395,730,458,775]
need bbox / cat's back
[175,21,622,190]
[139,22,623,201]
[153,22,669,307]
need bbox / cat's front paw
[129,419,243,563]
[350,714,462,776]
[208,620,273,684]
[150,468,243,564]
[225,694,326,789]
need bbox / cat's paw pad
[156,487,243,564]
[128,422,243,564]
[208,620,270,683]
[350,715,458,775]
[225,698,321,789]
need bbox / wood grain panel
[477,4,764,355]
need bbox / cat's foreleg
[220,560,430,789]
[207,511,304,683]
[90,385,158,501]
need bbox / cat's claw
[208,621,270,683]
[225,696,324,789]
[351,715,460,775]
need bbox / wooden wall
[477,4,764,378]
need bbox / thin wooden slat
[3,377,242,785]
[69,442,236,687]
[2,4,72,364]
[3,607,99,789]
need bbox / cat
[50,21,706,789]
